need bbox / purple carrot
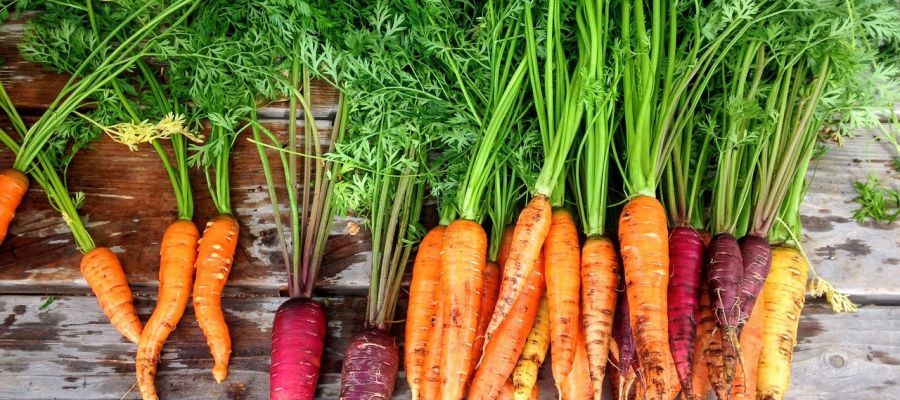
[270,298,327,400]
[667,226,705,397]
[339,327,399,400]
[706,233,743,390]
[738,234,772,326]
[614,289,640,400]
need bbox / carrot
[486,195,552,342]
[667,226,705,397]
[544,208,581,386]
[468,252,545,400]
[136,220,200,400]
[497,225,515,271]
[732,288,765,400]
[580,236,619,398]
[612,289,638,400]
[339,327,400,399]
[440,219,488,399]
[405,225,445,399]
[421,295,443,400]
[81,247,142,344]
[618,195,672,400]
[270,298,327,400]
[0,168,28,245]
[706,328,730,400]
[512,296,549,400]
[689,287,715,400]
[503,378,538,400]
[634,358,682,400]
[557,325,592,400]
[738,234,772,326]
[192,214,240,383]
[757,246,809,400]
[498,379,516,400]
[706,233,742,388]
[473,261,502,371]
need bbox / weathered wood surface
[800,132,899,302]
[2,297,897,399]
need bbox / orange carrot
[405,225,445,399]
[497,225,515,271]
[80,247,143,343]
[193,214,240,383]
[634,357,682,400]
[487,196,552,342]
[137,220,200,400]
[473,261,502,371]
[581,236,620,398]
[732,289,765,400]
[468,252,545,400]
[545,208,581,386]
[421,286,444,400]
[558,325,592,400]
[689,287,715,400]
[498,378,516,400]
[618,195,672,400]
[440,219,488,400]
[0,168,29,245]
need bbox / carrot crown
[749,59,830,238]
[708,41,769,237]
[618,0,767,198]
[569,0,619,238]
[451,2,533,221]
[526,0,585,205]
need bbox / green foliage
[853,175,900,223]
[38,295,55,311]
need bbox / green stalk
[750,57,831,237]
[457,61,528,220]
[85,3,194,221]
[573,0,618,237]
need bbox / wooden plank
[0,118,374,296]
[0,16,340,119]
[800,129,899,302]
[1,296,897,399]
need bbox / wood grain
[800,131,899,302]
[2,296,896,399]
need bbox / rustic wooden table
[1,17,898,400]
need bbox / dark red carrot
[738,234,771,325]
[270,298,327,400]
[339,327,400,399]
[667,226,705,397]
[705,233,742,388]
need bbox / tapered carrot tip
[0,168,29,244]
[213,362,229,383]
[80,247,142,344]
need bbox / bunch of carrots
[2,0,897,399]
